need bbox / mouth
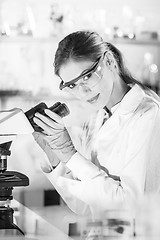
[87,93,100,104]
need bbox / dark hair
[54,30,146,89]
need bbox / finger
[33,116,54,134]
[34,112,64,130]
[32,131,48,147]
[33,130,58,147]
[44,109,63,124]
[33,116,65,137]
[32,131,47,139]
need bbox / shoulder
[138,95,159,113]
[130,95,160,133]
[134,87,160,118]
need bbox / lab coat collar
[111,84,146,115]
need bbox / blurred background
[0,0,160,213]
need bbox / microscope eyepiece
[0,142,12,173]
[25,102,70,131]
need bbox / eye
[68,83,76,89]
[83,73,92,82]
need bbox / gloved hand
[33,131,61,172]
[33,109,77,165]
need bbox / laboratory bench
[0,199,75,240]
[1,199,160,240]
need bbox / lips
[87,93,100,103]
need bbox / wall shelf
[0,36,60,43]
[0,36,160,46]
[110,38,160,46]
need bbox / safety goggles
[59,52,106,91]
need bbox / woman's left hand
[33,109,77,164]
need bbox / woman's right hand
[33,131,60,172]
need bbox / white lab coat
[44,84,160,217]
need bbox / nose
[72,84,92,100]
[78,84,92,95]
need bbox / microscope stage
[0,171,29,187]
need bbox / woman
[33,31,160,218]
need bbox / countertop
[0,200,75,240]
[1,199,160,240]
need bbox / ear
[105,51,118,71]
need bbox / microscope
[0,108,34,236]
[0,102,69,236]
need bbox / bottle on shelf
[140,52,159,95]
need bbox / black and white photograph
[0,0,160,239]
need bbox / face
[59,57,114,111]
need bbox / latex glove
[33,131,60,172]
[33,109,77,164]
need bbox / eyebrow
[78,58,100,77]
[60,57,101,86]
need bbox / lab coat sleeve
[56,103,160,213]
[43,162,91,216]
[59,153,125,213]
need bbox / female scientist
[33,31,160,217]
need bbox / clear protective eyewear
[59,52,106,91]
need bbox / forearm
[43,162,91,216]
[62,152,138,210]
